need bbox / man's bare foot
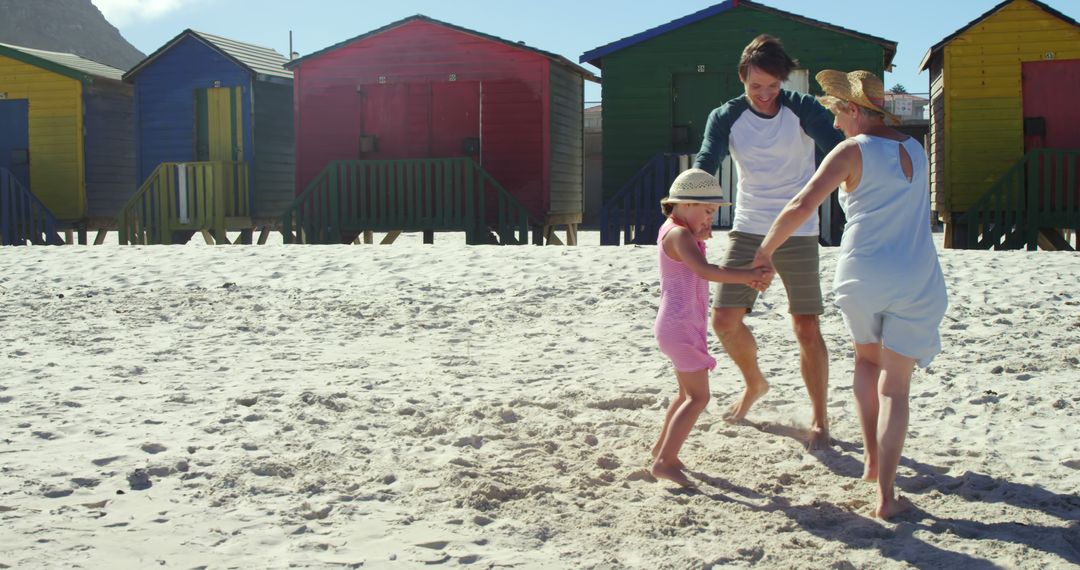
[875,495,913,520]
[805,423,831,450]
[723,380,769,423]
[651,460,695,488]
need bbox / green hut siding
[83,80,136,220]
[251,80,295,219]
[548,64,583,216]
[600,9,886,201]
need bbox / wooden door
[195,87,244,162]
[430,81,480,160]
[0,99,30,189]
[1022,59,1080,209]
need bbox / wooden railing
[0,167,63,246]
[280,157,532,245]
[118,161,249,245]
[599,153,697,245]
[960,148,1079,250]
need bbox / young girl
[652,169,772,487]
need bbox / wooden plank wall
[941,0,1080,213]
[598,7,886,202]
[0,55,84,220]
[547,63,583,219]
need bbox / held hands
[746,265,774,292]
[749,248,777,292]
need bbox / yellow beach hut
[0,43,134,244]
[919,0,1080,250]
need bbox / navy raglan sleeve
[693,105,736,176]
[789,91,844,155]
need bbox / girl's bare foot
[723,379,770,423]
[875,495,913,520]
[651,460,695,488]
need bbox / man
[693,34,843,449]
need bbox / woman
[753,70,947,519]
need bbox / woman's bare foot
[651,460,695,488]
[723,379,770,423]
[862,459,878,482]
[650,448,685,470]
[875,495,913,520]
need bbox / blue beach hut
[121,30,294,244]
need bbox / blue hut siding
[83,80,136,219]
[251,80,294,219]
[132,35,252,185]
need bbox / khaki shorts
[714,231,824,315]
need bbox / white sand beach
[1,232,1078,569]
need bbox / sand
[1,231,1078,569]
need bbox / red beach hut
[284,16,597,245]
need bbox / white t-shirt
[694,90,844,237]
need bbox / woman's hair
[826,98,886,121]
[738,35,798,82]
[661,202,676,217]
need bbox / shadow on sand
[736,419,1080,567]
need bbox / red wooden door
[1022,59,1080,151]
[430,81,480,160]
[359,83,431,159]
[1021,59,1080,210]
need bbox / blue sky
[95,0,1080,102]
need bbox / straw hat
[815,69,899,124]
[660,168,730,205]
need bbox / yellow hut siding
[0,56,85,220]
[943,0,1080,212]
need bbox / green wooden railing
[280,157,532,245]
[118,161,249,245]
[0,167,64,246]
[960,148,1079,250]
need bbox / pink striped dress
[654,220,717,372]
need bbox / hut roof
[284,15,598,82]
[580,0,896,71]
[123,29,292,82]
[0,42,125,81]
[919,0,1080,71]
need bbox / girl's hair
[661,202,676,216]
[738,34,798,82]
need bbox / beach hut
[283,15,598,245]
[919,0,1080,250]
[121,30,294,245]
[579,0,896,245]
[0,43,134,245]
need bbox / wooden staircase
[279,157,532,245]
[0,167,63,246]
[118,161,250,245]
[599,153,696,245]
[958,148,1079,250]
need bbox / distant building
[583,104,602,225]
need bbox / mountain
[0,0,145,71]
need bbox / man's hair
[738,34,798,82]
